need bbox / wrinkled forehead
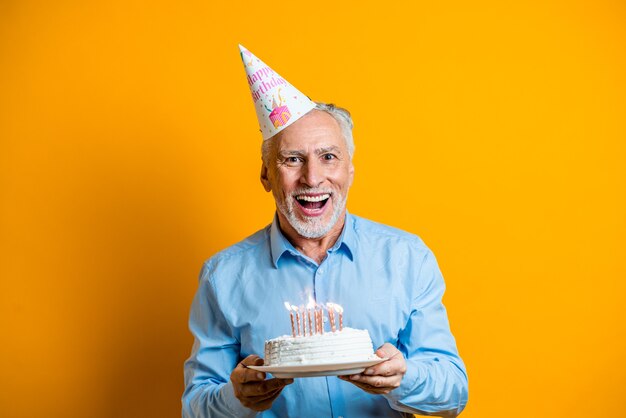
[273,111,347,154]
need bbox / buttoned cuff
[382,360,422,412]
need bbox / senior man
[182,47,467,417]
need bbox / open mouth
[294,193,330,211]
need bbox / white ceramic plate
[247,358,387,378]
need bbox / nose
[300,158,324,188]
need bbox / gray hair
[261,102,355,166]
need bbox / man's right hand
[230,355,294,412]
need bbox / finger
[364,349,406,377]
[240,355,264,367]
[240,387,285,411]
[233,356,266,384]
[249,390,284,412]
[347,379,392,395]
[363,356,404,377]
[363,362,391,377]
[244,387,283,403]
[348,373,401,390]
[244,369,267,384]
[251,379,293,409]
[239,378,292,397]
[338,375,395,395]
[240,378,291,396]
[239,383,284,399]
[244,383,288,403]
[235,367,266,384]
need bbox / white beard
[275,190,347,239]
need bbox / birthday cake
[264,327,378,366]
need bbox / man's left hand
[338,343,407,395]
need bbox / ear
[260,163,272,192]
[348,161,355,187]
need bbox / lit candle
[335,304,344,331]
[327,303,336,332]
[301,306,306,336]
[316,308,324,334]
[314,307,318,334]
[306,296,316,336]
[284,302,295,338]
[293,305,301,337]
[306,298,317,335]
[314,308,319,334]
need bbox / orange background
[1,1,625,417]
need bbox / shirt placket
[313,252,346,418]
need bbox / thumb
[240,355,264,367]
[375,342,399,359]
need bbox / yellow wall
[1,1,625,417]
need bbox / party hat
[239,44,316,140]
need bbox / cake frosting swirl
[264,327,378,366]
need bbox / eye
[282,156,303,166]
[322,153,336,161]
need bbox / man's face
[261,110,354,239]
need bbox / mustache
[290,188,333,197]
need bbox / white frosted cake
[264,327,378,366]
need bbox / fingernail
[364,369,374,375]
[256,373,264,379]
[350,375,359,381]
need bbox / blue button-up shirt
[183,213,468,417]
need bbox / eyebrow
[316,146,342,155]
[278,146,343,158]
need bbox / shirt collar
[269,212,355,268]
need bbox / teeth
[296,194,330,202]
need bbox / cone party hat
[239,44,316,140]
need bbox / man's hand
[230,355,294,411]
[338,343,407,395]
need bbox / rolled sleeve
[182,262,257,418]
[384,250,468,416]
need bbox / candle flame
[334,304,344,313]
[284,301,292,311]
[306,295,316,309]
[291,304,299,311]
